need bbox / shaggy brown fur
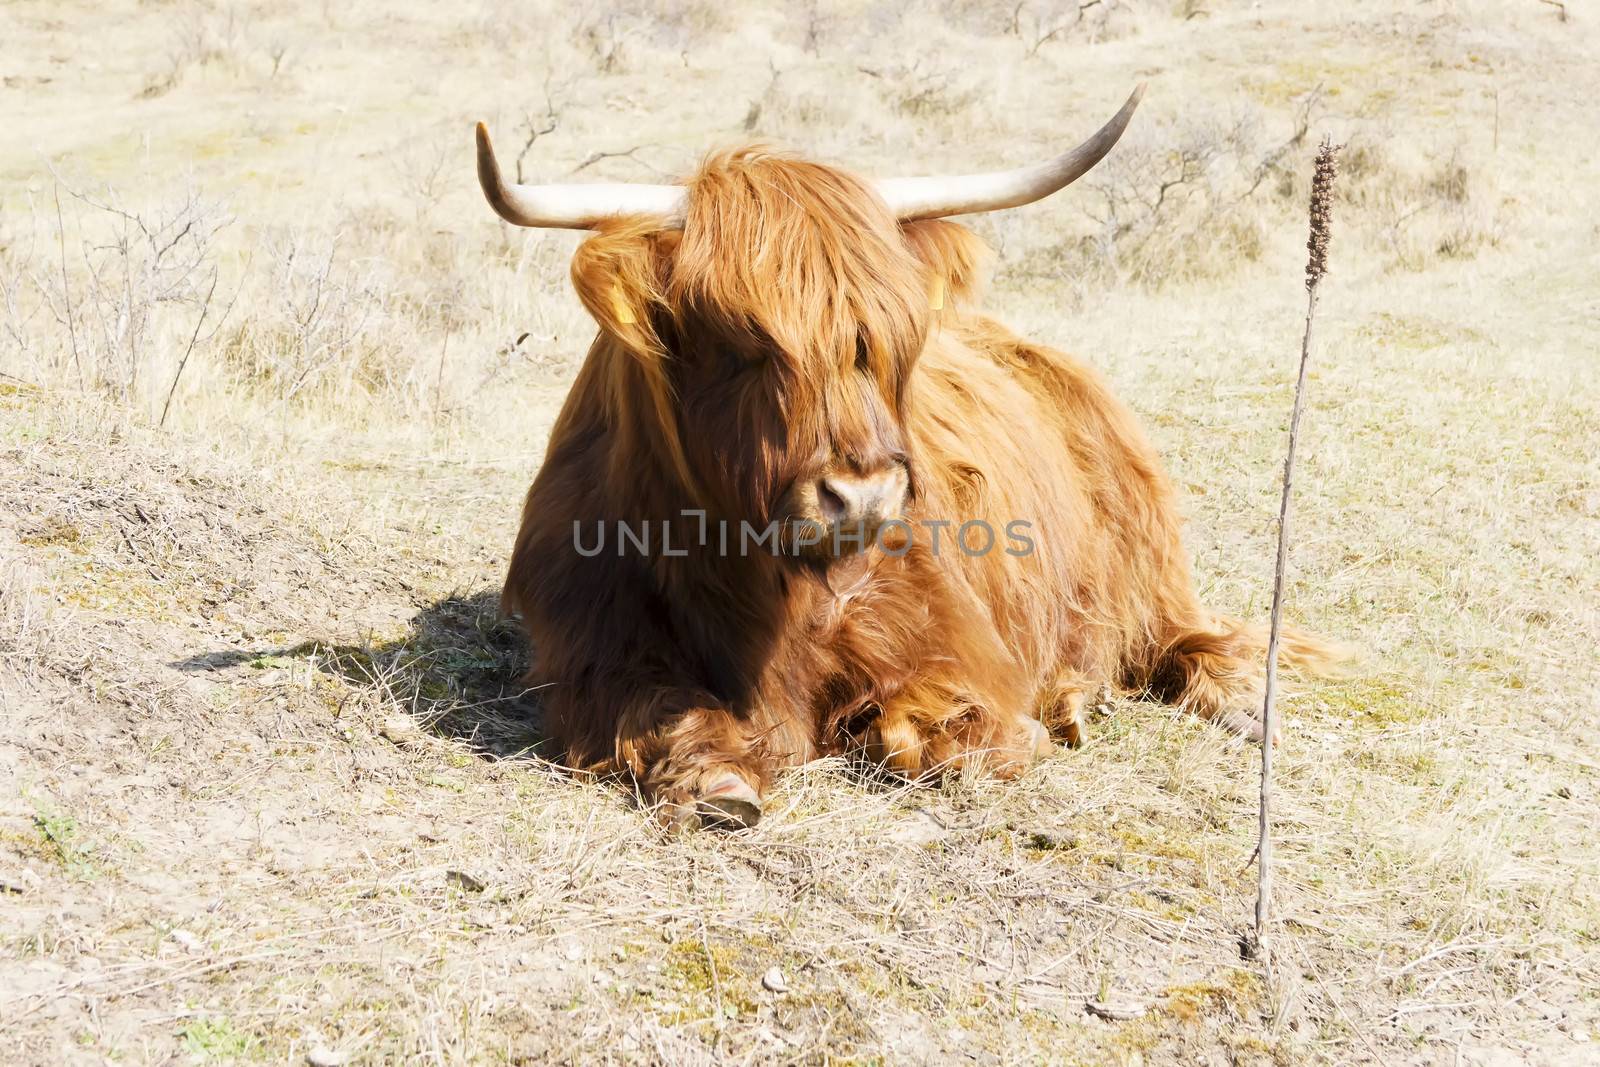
[502,147,1341,827]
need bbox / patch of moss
[662,938,760,1018]
[1242,59,1356,106]
[1113,822,1204,863]
[1308,675,1428,726]
[1164,968,1263,1026]
[60,560,195,622]
[1358,311,1488,353]
[32,809,98,879]
[18,517,83,547]
[180,1016,257,1061]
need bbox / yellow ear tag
[928,276,945,311]
[610,284,636,325]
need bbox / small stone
[1086,997,1150,1021]
[0,868,41,895]
[381,716,421,745]
[169,929,204,954]
[562,940,584,962]
[306,1047,346,1067]
[445,870,485,893]
[761,966,789,993]
[1023,829,1075,851]
[889,807,949,846]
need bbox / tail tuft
[1212,617,1356,678]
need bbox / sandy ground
[2,0,1599,1063]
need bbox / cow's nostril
[817,478,851,522]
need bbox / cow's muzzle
[785,462,910,557]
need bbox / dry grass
[2,0,1598,1063]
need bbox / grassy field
[3,0,1598,1063]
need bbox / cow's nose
[816,466,908,526]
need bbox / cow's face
[574,153,959,562]
[479,92,1141,562]
[663,301,917,561]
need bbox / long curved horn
[873,84,1146,221]
[475,123,687,229]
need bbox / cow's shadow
[173,589,546,761]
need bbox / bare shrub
[994,112,1270,290]
[0,560,57,665]
[748,83,854,138]
[859,59,977,118]
[265,35,292,79]
[933,0,1149,44]
[1007,0,1123,54]
[740,63,784,134]
[0,211,45,374]
[571,0,727,74]
[574,10,633,73]
[218,232,401,404]
[386,125,458,221]
[790,0,835,55]
[142,1,254,97]
[1347,138,1506,271]
[0,181,234,405]
[2,153,584,427]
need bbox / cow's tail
[1144,615,1354,740]
[1203,615,1355,679]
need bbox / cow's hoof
[1214,705,1281,747]
[695,775,762,830]
[1022,716,1054,759]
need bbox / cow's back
[908,317,1200,693]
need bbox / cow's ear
[570,223,679,355]
[901,220,991,309]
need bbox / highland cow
[478,86,1339,829]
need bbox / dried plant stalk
[1256,137,1341,951]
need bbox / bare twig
[159,266,218,427]
[742,61,782,133]
[1241,84,1324,199]
[569,145,665,177]
[433,326,451,417]
[159,251,245,429]
[514,75,566,184]
[1255,137,1341,957]
[53,183,85,390]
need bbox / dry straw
[1254,137,1341,957]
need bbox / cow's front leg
[861,678,1051,780]
[624,705,771,831]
